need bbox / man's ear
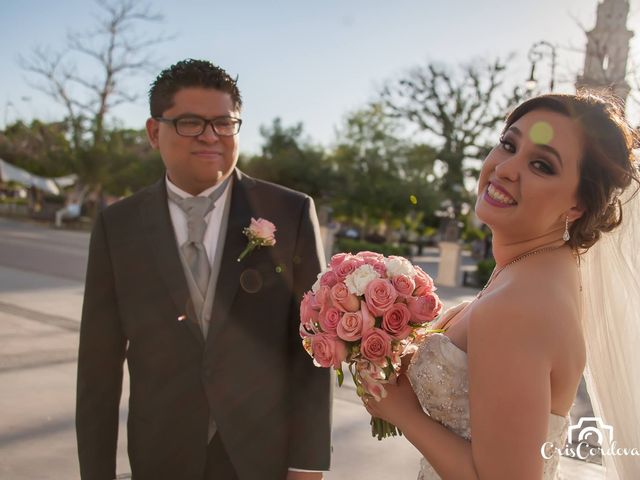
[146,117,160,149]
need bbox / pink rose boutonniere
[237,217,277,262]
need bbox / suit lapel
[140,179,205,348]
[206,170,257,349]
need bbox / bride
[362,92,639,479]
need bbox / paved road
[0,218,88,281]
[0,217,604,479]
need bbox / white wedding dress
[407,328,569,480]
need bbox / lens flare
[529,121,554,145]
[240,269,263,293]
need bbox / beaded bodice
[407,333,569,479]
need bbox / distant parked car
[336,227,359,239]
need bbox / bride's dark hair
[504,91,640,252]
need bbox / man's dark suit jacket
[76,169,332,480]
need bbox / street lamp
[4,101,15,128]
[525,40,557,92]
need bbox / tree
[99,128,164,196]
[20,0,167,151]
[381,58,522,217]
[0,121,163,197]
[240,118,335,203]
[330,104,441,240]
[17,0,169,215]
[0,120,74,177]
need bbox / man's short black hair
[149,59,242,117]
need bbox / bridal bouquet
[300,251,443,440]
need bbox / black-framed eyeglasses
[154,115,242,137]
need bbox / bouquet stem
[370,416,402,441]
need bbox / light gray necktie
[167,179,231,297]
[167,191,217,296]
[182,197,215,296]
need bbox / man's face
[146,87,240,195]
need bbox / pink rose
[414,266,435,296]
[319,306,342,335]
[360,303,376,333]
[357,252,387,276]
[300,292,319,328]
[382,303,412,339]
[337,311,365,341]
[299,321,319,338]
[361,328,392,365]
[389,347,402,368]
[392,274,416,297]
[330,253,351,269]
[357,361,388,400]
[334,257,365,281]
[361,375,387,402]
[320,270,338,289]
[248,218,276,244]
[357,359,385,380]
[310,333,347,368]
[369,260,387,277]
[407,292,443,323]
[330,282,360,313]
[356,251,384,262]
[364,278,398,316]
[315,285,332,310]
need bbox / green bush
[462,226,486,242]
[475,258,496,286]
[334,238,410,257]
[0,197,28,206]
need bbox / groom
[76,59,332,480]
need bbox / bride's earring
[563,216,571,242]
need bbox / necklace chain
[476,245,563,299]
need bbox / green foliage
[475,258,496,286]
[329,104,443,237]
[99,129,165,195]
[71,128,165,195]
[0,121,163,197]
[334,238,410,257]
[462,226,486,242]
[0,120,74,177]
[422,226,437,238]
[0,197,28,206]
[240,118,334,203]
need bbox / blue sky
[1,0,638,154]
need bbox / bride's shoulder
[469,278,582,356]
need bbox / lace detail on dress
[407,333,569,480]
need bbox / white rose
[384,256,416,278]
[345,264,380,296]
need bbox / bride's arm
[466,296,554,479]
[365,293,557,480]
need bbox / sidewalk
[0,255,605,479]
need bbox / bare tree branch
[381,57,519,214]
[20,0,170,149]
